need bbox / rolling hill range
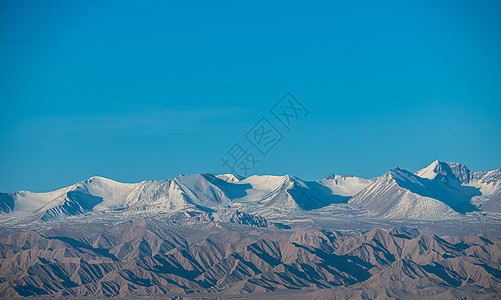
[0,217,500,298]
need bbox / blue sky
[1,0,500,192]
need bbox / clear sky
[1,0,500,192]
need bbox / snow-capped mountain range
[1,161,501,298]
[1,161,500,222]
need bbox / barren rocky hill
[0,213,500,299]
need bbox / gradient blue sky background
[1,0,500,192]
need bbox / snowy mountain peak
[324,174,358,180]
[75,176,137,203]
[1,162,499,222]
[283,174,303,184]
[215,174,244,183]
[86,175,113,183]
[416,160,470,183]
[349,163,485,219]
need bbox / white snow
[1,161,500,224]
[415,160,441,180]
[318,175,371,197]
[216,174,243,183]
[232,175,289,203]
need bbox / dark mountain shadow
[284,180,350,211]
[292,243,373,283]
[422,263,462,286]
[40,191,104,221]
[295,263,333,288]
[45,236,118,261]
[476,263,501,279]
[201,174,350,211]
[0,193,14,213]
[433,162,470,183]
[481,190,501,213]
[149,254,211,289]
[13,285,49,297]
[200,174,252,199]
[119,270,152,287]
[286,183,331,211]
[68,191,103,210]
[246,243,282,267]
[306,181,351,204]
